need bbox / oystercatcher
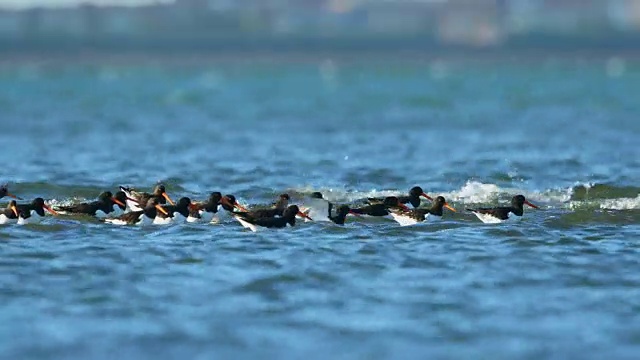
[0,184,21,200]
[467,195,539,223]
[389,196,456,226]
[367,186,433,209]
[0,200,19,224]
[120,184,175,212]
[15,198,58,224]
[104,198,169,226]
[55,191,127,217]
[351,196,410,217]
[154,197,198,224]
[233,205,307,232]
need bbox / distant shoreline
[1,47,640,66]
[2,33,640,65]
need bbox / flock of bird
[0,183,540,231]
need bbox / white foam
[600,195,640,210]
[47,198,85,208]
[445,181,503,203]
[441,181,571,205]
[298,198,332,222]
[291,181,569,207]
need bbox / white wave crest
[599,195,640,210]
[290,181,572,207]
[46,198,87,208]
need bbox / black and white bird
[367,186,433,209]
[0,200,19,224]
[233,205,307,232]
[389,196,456,226]
[350,196,410,218]
[104,198,169,226]
[189,192,224,223]
[55,191,127,218]
[154,197,198,224]
[328,205,359,225]
[467,195,539,224]
[120,184,175,212]
[15,197,59,224]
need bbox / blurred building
[365,0,438,35]
[436,0,506,46]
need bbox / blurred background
[1,0,639,55]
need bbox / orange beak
[398,203,411,211]
[421,193,433,201]
[524,200,539,209]
[112,198,126,207]
[297,211,312,221]
[162,192,175,206]
[155,204,169,216]
[11,204,18,217]
[44,204,59,216]
[234,202,248,212]
[6,192,22,200]
[444,203,456,212]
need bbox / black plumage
[55,191,127,216]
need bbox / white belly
[472,211,520,224]
[186,215,201,223]
[172,212,186,223]
[389,212,419,227]
[0,214,16,225]
[197,210,216,223]
[234,216,259,232]
[17,213,40,225]
[424,213,442,222]
[389,212,442,227]
[152,216,173,225]
[104,217,130,226]
[125,199,143,212]
[105,213,151,226]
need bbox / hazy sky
[0,0,161,9]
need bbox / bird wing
[466,206,510,220]
[250,208,280,218]
[117,210,144,224]
[351,204,388,217]
[366,197,385,205]
[251,216,288,228]
[56,202,97,215]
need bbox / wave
[286,181,569,205]
[286,181,640,211]
[3,181,639,212]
